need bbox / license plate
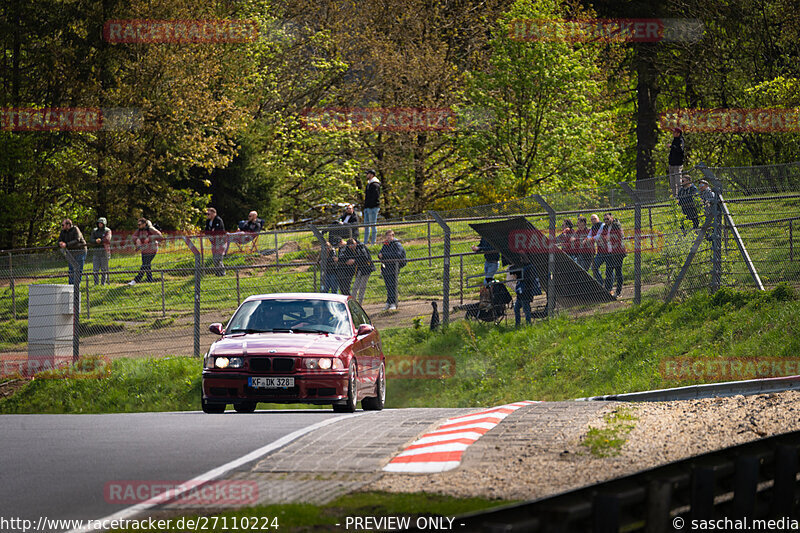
[249,377,294,389]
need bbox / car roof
[242,292,350,304]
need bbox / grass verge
[108,492,512,532]
[1,284,797,414]
[581,407,637,457]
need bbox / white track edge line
[65,412,365,533]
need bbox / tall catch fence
[0,161,798,369]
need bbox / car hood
[210,332,352,357]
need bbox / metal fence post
[309,225,327,293]
[533,195,556,317]
[427,220,432,267]
[459,254,464,306]
[9,252,16,320]
[236,269,241,307]
[274,232,279,266]
[85,279,90,319]
[428,211,450,327]
[621,183,642,304]
[194,252,202,357]
[161,270,166,317]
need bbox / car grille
[273,357,295,372]
[248,357,295,373]
[249,358,271,372]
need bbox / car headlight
[215,357,230,369]
[304,357,342,370]
[229,357,243,369]
[204,355,214,369]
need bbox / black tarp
[470,217,615,307]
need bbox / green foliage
[461,0,624,200]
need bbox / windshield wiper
[289,328,329,335]
[228,328,269,334]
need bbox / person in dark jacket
[676,176,700,229]
[331,204,359,243]
[378,230,406,310]
[128,218,162,285]
[348,239,376,304]
[320,241,339,294]
[668,127,685,197]
[239,211,264,233]
[593,213,626,297]
[556,219,576,261]
[573,216,594,270]
[362,169,381,245]
[337,238,358,295]
[90,217,112,285]
[203,207,226,276]
[58,218,87,285]
[586,214,605,286]
[472,237,500,285]
[513,264,541,326]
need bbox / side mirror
[356,324,374,336]
[209,323,225,335]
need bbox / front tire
[362,363,385,411]
[333,363,357,413]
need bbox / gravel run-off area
[372,391,800,501]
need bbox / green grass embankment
[1,285,797,414]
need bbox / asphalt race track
[0,410,347,531]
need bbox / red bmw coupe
[201,293,386,413]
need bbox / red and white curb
[383,401,538,473]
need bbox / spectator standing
[594,213,626,297]
[363,169,381,245]
[471,237,500,285]
[320,241,339,294]
[668,127,685,197]
[90,217,112,285]
[239,211,264,232]
[350,240,376,304]
[58,218,87,285]
[513,264,541,326]
[556,219,576,261]
[203,207,226,276]
[677,176,700,229]
[586,214,605,286]
[573,216,594,270]
[378,229,406,310]
[128,218,162,285]
[337,238,358,296]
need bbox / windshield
[226,299,351,335]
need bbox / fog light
[215,357,230,369]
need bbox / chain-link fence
[1,161,798,370]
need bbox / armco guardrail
[577,375,800,402]
[443,429,800,532]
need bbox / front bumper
[202,371,349,405]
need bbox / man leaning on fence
[378,230,406,311]
[58,218,87,285]
[90,217,112,285]
[594,213,626,298]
